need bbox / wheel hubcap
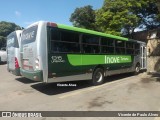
[136,67,140,72]
[96,72,102,82]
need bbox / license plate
[23,60,29,65]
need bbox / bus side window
[83,44,99,53]
[135,43,140,55]
[126,42,134,48]
[115,40,125,54]
[50,28,60,41]
[61,30,79,43]
[82,34,100,54]
[60,30,80,53]
[50,28,80,53]
[126,42,135,55]
[135,43,140,49]
[101,37,115,54]
[50,28,60,52]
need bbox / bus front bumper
[20,68,43,82]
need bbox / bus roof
[27,21,128,41]
[57,24,128,41]
[7,30,22,38]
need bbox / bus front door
[140,45,147,69]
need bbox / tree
[96,0,139,36]
[156,1,160,12]
[136,0,159,30]
[0,21,21,37]
[70,5,96,30]
[96,0,159,37]
[156,1,160,21]
[0,21,21,48]
[0,36,6,48]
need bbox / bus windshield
[21,25,38,45]
[7,32,19,48]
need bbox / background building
[133,28,160,72]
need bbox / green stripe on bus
[57,24,128,41]
[67,55,131,66]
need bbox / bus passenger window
[126,49,134,54]
[115,41,125,47]
[135,50,140,55]
[100,37,115,54]
[101,46,114,54]
[126,42,136,55]
[49,28,81,53]
[115,48,125,54]
[50,28,60,40]
[135,43,140,55]
[82,35,99,45]
[61,30,79,43]
[83,44,99,53]
[135,43,140,49]
[82,34,100,54]
[115,40,125,54]
[52,41,80,53]
[101,37,114,46]
[126,42,134,48]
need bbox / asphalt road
[0,63,160,120]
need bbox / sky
[0,0,104,28]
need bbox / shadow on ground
[31,73,133,96]
[0,62,6,65]
[148,72,160,82]
[15,77,40,84]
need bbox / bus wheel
[92,68,104,85]
[135,64,140,75]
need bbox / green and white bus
[20,21,147,85]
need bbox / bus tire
[134,64,140,75]
[92,68,104,86]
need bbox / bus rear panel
[20,24,43,81]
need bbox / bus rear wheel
[134,64,140,75]
[92,68,104,85]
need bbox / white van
[7,30,22,76]
[0,47,7,63]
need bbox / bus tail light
[15,57,19,68]
[35,58,39,70]
[47,22,57,27]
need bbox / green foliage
[157,2,160,12]
[135,0,159,30]
[0,21,21,48]
[70,0,160,37]
[96,0,160,36]
[70,5,96,30]
[0,21,21,37]
[0,36,6,48]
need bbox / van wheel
[92,68,104,85]
[135,64,140,75]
